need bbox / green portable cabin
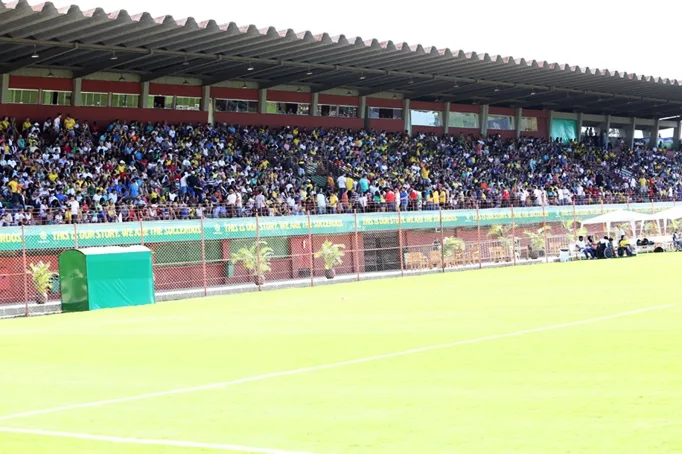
[58,246,156,313]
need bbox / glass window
[369,107,403,120]
[487,114,514,130]
[111,94,139,108]
[215,99,258,113]
[338,105,358,118]
[317,104,338,117]
[410,110,442,127]
[175,97,201,111]
[449,112,479,129]
[521,117,538,132]
[148,95,174,109]
[42,90,71,106]
[266,102,310,115]
[7,89,38,104]
[81,92,108,107]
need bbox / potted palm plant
[525,226,550,260]
[643,221,660,237]
[562,220,587,243]
[442,237,466,267]
[314,240,346,279]
[26,261,57,304]
[487,224,515,261]
[231,240,274,285]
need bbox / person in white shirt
[673,231,682,251]
[68,196,80,223]
[226,190,237,217]
[336,174,347,195]
[575,236,596,259]
[255,192,266,215]
[533,187,543,206]
[315,192,327,215]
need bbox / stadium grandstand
[2,4,682,454]
[2,0,682,224]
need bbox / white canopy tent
[580,210,657,241]
[656,206,682,234]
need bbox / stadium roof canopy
[1,0,682,119]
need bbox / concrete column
[403,98,410,134]
[72,78,82,107]
[139,81,150,108]
[0,73,9,104]
[576,112,584,140]
[673,120,681,150]
[200,85,211,111]
[258,88,267,114]
[480,104,489,136]
[310,92,319,116]
[515,107,522,139]
[628,117,637,149]
[649,118,660,148]
[359,95,367,119]
[547,110,554,140]
[603,114,611,148]
[443,101,451,135]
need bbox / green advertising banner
[0,202,672,252]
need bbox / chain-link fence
[1,200,678,317]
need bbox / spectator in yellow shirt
[64,115,76,131]
[8,177,20,193]
[345,176,354,193]
[329,193,339,214]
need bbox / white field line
[0,303,674,423]
[0,426,315,454]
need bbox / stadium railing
[0,198,671,317]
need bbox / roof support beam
[201,63,280,86]
[313,73,388,94]
[309,75,360,94]
[72,52,153,78]
[0,47,79,74]
[407,81,461,99]
[259,69,335,90]
[141,58,220,82]
[359,77,416,97]
[484,88,547,106]
[441,85,504,102]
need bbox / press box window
[215,99,259,113]
[369,107,403,120]
[7,89,38,104]
[81,92,108,107]
[266,102,310,115]
[148,95,174,109]
[42,90,71,106]
[111,94,139,108]
[175,97,201,111]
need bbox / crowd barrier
[1,200,677,317]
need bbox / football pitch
[1,254,680,454]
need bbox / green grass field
[1,254,681,454]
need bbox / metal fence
[0,194,678,226]
[2,200,643,317]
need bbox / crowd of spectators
[1,114,682,227]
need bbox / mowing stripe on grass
[0,426,314,453]
[0,303,674,423]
